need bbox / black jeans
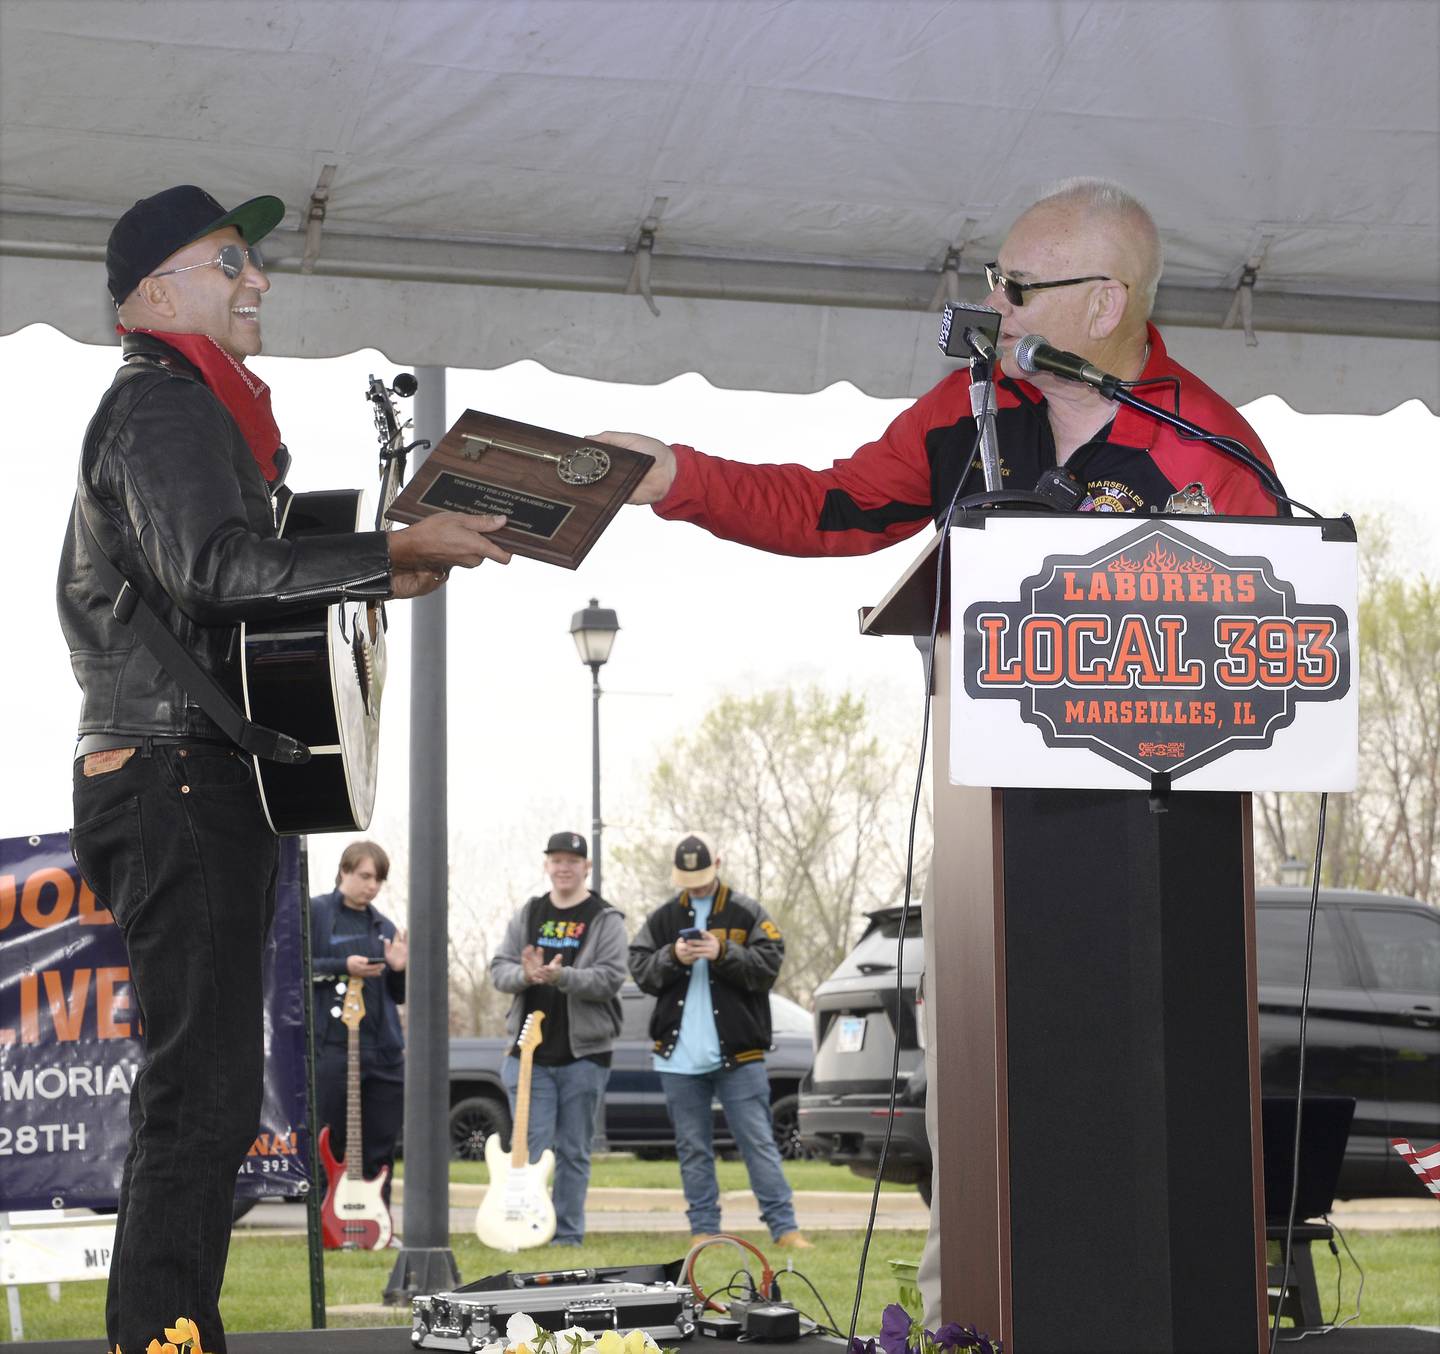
[71,742,277,1354]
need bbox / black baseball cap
[672,832,718,889]
[106,184,285,304]
[544,831,588,858]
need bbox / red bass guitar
[318,974,394,1249]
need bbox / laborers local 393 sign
[950,517,1358,792]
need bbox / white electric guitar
[474,1011,557,1251]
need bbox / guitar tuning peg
[330,1006,342,1018]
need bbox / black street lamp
[569,598,620,896]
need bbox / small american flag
[1391,1138,1440,1199]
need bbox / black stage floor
[15,1328,1440,1354]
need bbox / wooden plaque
[384,409,653,569]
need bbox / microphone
[1013,335,1120,395]
[962,326,997,362]
[938,301,1001,361]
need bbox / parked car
[798,889,1440,1202]
[448,981,815,1161]
[797,905,929,1199]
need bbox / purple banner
[0,831,310,1209]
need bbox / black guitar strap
[77,505,310,765]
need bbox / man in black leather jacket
[58,184,510,1354]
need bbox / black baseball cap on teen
[106,184,285,304]
[544,831,588,858]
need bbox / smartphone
[678,927,704,941]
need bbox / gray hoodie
[489,894,627,1058]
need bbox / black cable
[1277,1218,1364,1342]
[1104,380,1317,519]
[845,380,992,1344]
[1268,792,1330,1354]
[781,1267,844,1335]
[1329,1217,1364,1329]
[1329,1235,1342,1327]
[1124,372,1182,413]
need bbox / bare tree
[446,807,570,1035]
[612,686,929,1004]
[1256,528,1439,903]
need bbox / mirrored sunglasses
[150,242,265,282]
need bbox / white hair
[1032,177,1164,313]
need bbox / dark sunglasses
[150,241,265,282]
[984,262,1124,307]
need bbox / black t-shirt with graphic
[510,893,610,1067]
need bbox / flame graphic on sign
[1107,546,1214,575]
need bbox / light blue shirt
[654,893,723,1074]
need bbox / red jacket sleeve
[651,375,973,557]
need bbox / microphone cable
[844,378,989,1345]
[1268,792,1331,1354]
[1014,337,1320,519]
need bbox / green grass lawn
[412,1153,910,1194]
[10,1227,1437,1344]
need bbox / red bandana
[118,326,283,481]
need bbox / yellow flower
[593,1331,626,1354]
[165,1319,201,1346]
[622,1331,655,1354]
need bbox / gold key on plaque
[460,433,612,486]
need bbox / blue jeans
[659,1062,797,1239]
[501,1055,609,1244]
[71,743,278,1354]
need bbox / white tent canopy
[3,0,1437,413]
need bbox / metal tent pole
[385,365,460,1302]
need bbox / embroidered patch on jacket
[1084,479,1146,513]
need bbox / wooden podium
[861,515,1358,1354]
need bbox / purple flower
[848,1339,879,1354]
[929,1324,1002,1354]
[878,1303,916,1354]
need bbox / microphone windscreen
[1013,334,1047,374]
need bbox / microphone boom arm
[1102,383,1297,517]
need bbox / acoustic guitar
[240,373,425,834]
[474,1011,557,1251]
[318,973,394,1250]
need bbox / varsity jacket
[490,895,627,1059]
[628,883,783,1066]
[652,324,1278,557]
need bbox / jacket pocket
[70,796,149,931]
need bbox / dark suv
[798,889,1440,1201]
